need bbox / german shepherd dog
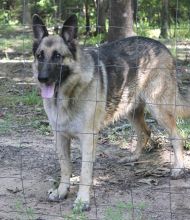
[32,14,190,210]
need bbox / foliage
[21,89,42,106]
[104,201,146,220]
[31,119,51,135]
[0,89,46,135]
[65,200,87,220]
[0,113,12,134]
[0,0,190,39]
[177,118,190,149]
[137,0,161,28]
[14,199,36,220]
[64,200,147,220]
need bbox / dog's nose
[38,75,49,83]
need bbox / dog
[32,14,190,210]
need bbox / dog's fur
[32,14,190,209]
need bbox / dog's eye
[53,51,62,60]
[36,51,44,61]
[55,53,61,58]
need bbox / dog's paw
[48,185,69,201]
[171,168,185,179]
[73,198,90,212]
[48,189,60,201]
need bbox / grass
[100,122,132,148]
[65,200,88,220]
[21,89,42,106]
[0,112,51,136]
[0,25,32,59]
[104,201,147,220]
[64,201,147,220]
[135,22,190,39]
[0,89,48,135]
[0,24,21,35]
[1,89,42,108]
[13,200,147,220]
[15,199,36,220]
[0,35,32,50]
[31,119,51,135]
[177,118,190,149]
[104,202,129,220]
[0,114,12,134]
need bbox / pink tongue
[40,84,55,99]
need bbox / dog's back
[88,37,179,123]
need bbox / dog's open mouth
[40,83,55,99]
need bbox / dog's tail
[176,86,190,118]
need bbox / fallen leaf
[6,187,22,194]
[138,178,158,186]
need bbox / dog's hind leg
[48,133,71,201]
[148,105,184,178]
[119,105,151,163]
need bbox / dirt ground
[0,61,190,220]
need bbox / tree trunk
[108,0,135,42]
[55,0,64,20]
[22,0,31,25]
[133,0,138,24]
[96,0,108,34]
[85,0,91,34]
[160,0,168,38]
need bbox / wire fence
[0,0,190,220]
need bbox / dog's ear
[61,15,78,43]
[32,14,48,41]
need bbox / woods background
[0,0,189,43]
[0,1,190,219]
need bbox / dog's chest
[43,99,82,135]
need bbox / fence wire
[0,0,190,220]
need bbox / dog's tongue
[40,84,55,99]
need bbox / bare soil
[0,61,190,220]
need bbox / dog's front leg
[49,133,71,201]
[74,133,96,211]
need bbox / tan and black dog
[32,14,190,210]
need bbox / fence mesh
[0,0,190,219]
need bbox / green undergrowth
[0,89,50,135]
[177,118,190,149]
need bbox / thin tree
[160,0,169,38]
[108,0,136,42]
[55,0,64,20]
[22,0,31,25]
[95,0,108,34]
[85,0,91,34]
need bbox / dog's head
[32,14,78,99]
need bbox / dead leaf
[138,178,158,186]
[6,187,22,194]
